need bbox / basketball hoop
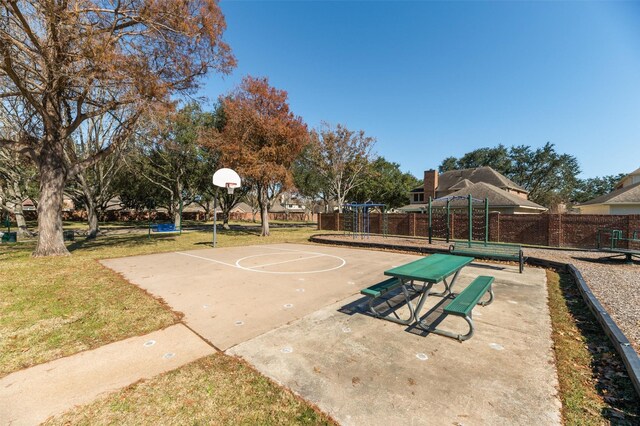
[212,168,242,248]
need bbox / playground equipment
[342,202,387,239]
[212,168,241,247]
[0,213,16,243]
[596,228,640,263]
[425,195,489,244]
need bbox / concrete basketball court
[102,243,561,425]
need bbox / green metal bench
[361,277,402,298]
[361,277,416,325]
[426,275,494,341]
[450,241,524,273]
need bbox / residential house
[578,167,640,215]
[400,167,547,214]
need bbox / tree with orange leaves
[207,76,308,236]
[0,0,235,256]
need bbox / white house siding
[579,204,611,215]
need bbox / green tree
[571,174,625,203]
[350,158,420,209]
[135,103,218,227]
[440,145,511,174]
[438,142,580,207]
[508,143,579,206]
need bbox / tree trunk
[222,211,230,229]
[173,204,181,229]
[86,199,99,239]
[33,151,69,257]
[13,203,31,238]
[260,203,270,236]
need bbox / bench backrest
[452,241,521,256]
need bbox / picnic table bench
[596,228,640,264]
[450,241,524,273]
[360,253,495,341]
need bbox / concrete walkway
[228,261,562,425]
[0,324,214,425]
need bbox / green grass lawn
[546,271,640,425]
[2,226,335,424]
[44,353,335,425]
[0,226,322,377]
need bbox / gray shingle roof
[437,167,527,193]
[581,181,640,205]
[431,182,546,210]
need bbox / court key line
[247,254,326,269]
[174,250,347,275]
[174,252,237,268]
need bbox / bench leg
[429,269,462,297]
[367,282,416,326]
[424,314,475,342]
[478,285,494,307]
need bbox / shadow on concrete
[557,272,640,423]
[338,288,458,340]
[469,262,508,271]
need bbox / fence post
[468,194,472,242]
[446,199,451,243]
[484,198,489,243]
[428,197,432,244]
[412,213,416,237]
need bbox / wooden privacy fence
[318,212,640,249]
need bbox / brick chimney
[424,169,438,200]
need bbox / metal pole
[468,194,473,243]
[428,197,432,244]
[446,199,450,243]
[179,196,183,235]
[484,198,489,243]
[213,190,217,247]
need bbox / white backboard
[213,168,241,189]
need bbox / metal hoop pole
[213,188,218,247]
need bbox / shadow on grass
[556,272,640,423]
[67,233,177,253]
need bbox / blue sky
[200,1,640,179]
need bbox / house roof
[424,182,545,210]
[231,202,253,213]
[448,178,474,191]
[434,182,544,209]
[581,181,640,206]
[437,167,527,193]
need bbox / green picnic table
[361,253,495,341]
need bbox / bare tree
[0,147,36,236]
[0,0,235,256]
[306,123,376,213]
[66,114,128,238]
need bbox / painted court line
[174,251,237,268]
[248,254,326,269]
[175,248,347,275]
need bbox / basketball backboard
[212,168,241,193]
